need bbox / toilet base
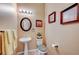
[28,49,47,55]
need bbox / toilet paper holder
[52,44,58,48]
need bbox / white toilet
[28,48,47,55]
[28,38,47,55]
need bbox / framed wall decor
[20,17,32,31]
[48,11,56,23]
[36,20,42,27]
[60,3,79,24]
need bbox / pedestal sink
[19,37,31,55]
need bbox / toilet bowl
[28,38,47,55]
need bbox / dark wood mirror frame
[20,17,32,31]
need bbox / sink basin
[19,37,31,43]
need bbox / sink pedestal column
[19,37,31,55]
[24,43,28,55]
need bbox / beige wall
[45,3,79,55]
[17,3,45,52]
[0,3,17,30]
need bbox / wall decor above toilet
[20,17,32,31]
[36,20,42,27]
[60,3,79,24]
[48,11,56,23]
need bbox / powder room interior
[0,3,79,55]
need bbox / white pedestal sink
[19,37,31,55]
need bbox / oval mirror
[20,17,32,31]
